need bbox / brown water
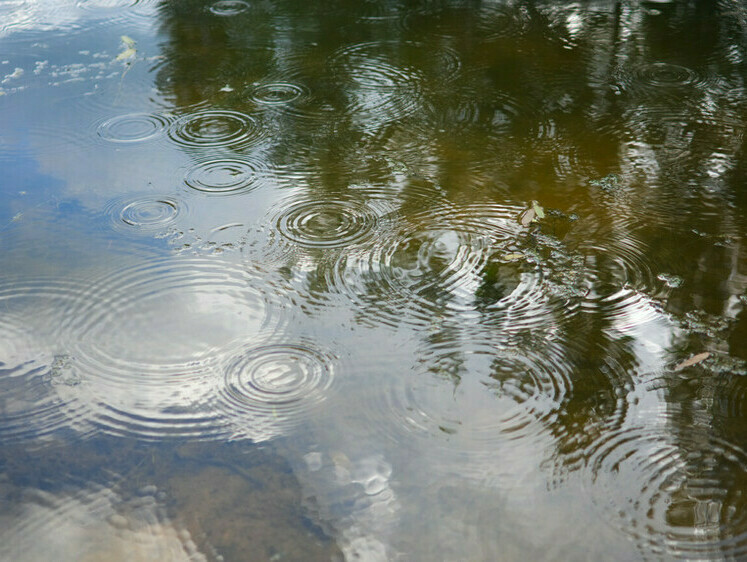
[1,0,746,559]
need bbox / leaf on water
[115,36,137,61]
[674,352,711,372]
[532,200,545,219]
[503,253,525,261]
[518,206,535,227]
[116,47,136,61]
[120,35,136,48]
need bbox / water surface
[2,0,747,559]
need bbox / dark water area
[1,0,747,559]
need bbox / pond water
[1,0,747,559]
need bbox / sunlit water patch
[585,428,747,558]
[59,257,292,440]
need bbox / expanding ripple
[61,258,290,440]
[208,0,250,16]
[328,40,460,125]
[618,62,705,95]
[358,335,572,480]
[0,278,100,442]
[409,3,529,41]
[249,82,308,106]
[96,112,173,144]
[105,194,185,234]
[585,428,747,558]
[168,109,264,149]
[269,193,389,250]
[183,156,269,196]
[321,203,550,328]
[217,340,336,438]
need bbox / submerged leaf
[674,351,711,372]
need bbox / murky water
[1,0,746,559]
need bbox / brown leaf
[518,207,535,227]
[674,352,711,372]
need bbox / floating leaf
[115,35,137,61]
[115,47,136,61]
[532,200,545,219]
[120,35,136,48]
[518,206,535,227]
[503,253,525,261]
[674,351,711,372]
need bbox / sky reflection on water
[1,0,747,559]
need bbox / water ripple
[168,109,264,149]
[208,0,250,16]
[357,335,572,480]
[585,428,747,558]
[0,278,99,442]
[183,156,269,196]
[320,203,545,328]
[249,82,308,106]
[269,193,389,250]
[105,194,185,234]
[96,112,173,144]
[328,40,460,125]
[217,340,336,438]
[61,258,290,440]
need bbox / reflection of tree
[153,0,747,554]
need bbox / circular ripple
[356,336,572,481]
[634,63,700,88]
[105,195,184,234]
[409,3,528,42]
[271,195,386,249]
[208,0,250,16]
[397,347,568,441]
[61,258,289,440]
[0,278,101,442]
[183,157,268,196]
[250,82,307,105]
[168,109,263,149]
[322,203,550,328]
[217,341,336,436]
[586,428,747,558]
[328,40,460,124]
[96,112,172,144]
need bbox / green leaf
[532,200,545,219]
[115,47,136,61]
[120,35,136,48]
